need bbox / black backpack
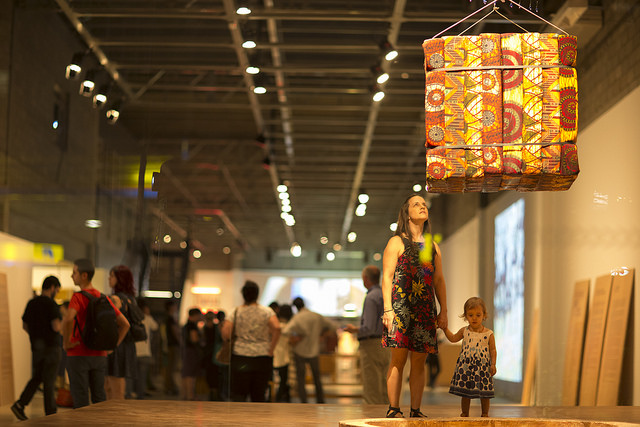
[117,293,147,342]
[75,290,119,351]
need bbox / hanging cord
[505,0,569,35]
[492,6,530,33]
[430,0,499,39]
[429,0,569,39]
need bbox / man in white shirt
[283,297,334,403]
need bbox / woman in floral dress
[381,194,449,418]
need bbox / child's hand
[490,364,496,376]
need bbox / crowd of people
[11,193,498,421]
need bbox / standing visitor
[11,276,62,420]
[283,297,335,404]
[381,195,448,418]
[63,259,129,408]
[106,265,138,400]
[223,281,280,402]
[344,265,389,404]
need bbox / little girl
[443,297,497,417]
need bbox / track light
[79,69,96,97]
[236,0,251,15]
[380,39,398,62]
[358,191,369,204]
[65,52,84,80]
[253,74,267,94]
[371,85,385,102]
[92,83,110,108]
[246,65,260,75]
[370,64,389,85]
[105,101,121,124]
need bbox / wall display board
[0,273,14,406]
[521,308,539,405]
[596,268,634,406]
[578,274,612,406]
[562,279,590,405]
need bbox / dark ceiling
[53,0,576,266]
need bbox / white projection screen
[493,198,525,383]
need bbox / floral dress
[382,237,438,353]
[449,327,495,399]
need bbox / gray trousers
[359,338,390,404]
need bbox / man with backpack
[62,259,130,408]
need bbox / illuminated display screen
[493,198,525,383]
[257,275,365,317]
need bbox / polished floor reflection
[1,384,638,426]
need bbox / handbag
[56,387,73,407]
[215,309,236,365]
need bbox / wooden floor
[6,401,640,426]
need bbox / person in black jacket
[12,276,62,420]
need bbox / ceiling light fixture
[242,40,257,49]
[357,191,369,204]
[246,65,260,75]
[79,69,97,96]
[236,1,252,15]
[65,52,85,80]
[371,85,385,102]
[290,243,302,257]
[105,102,121,124]
[84,219,102,228]
[380,39,398,62]
[92,83,110,108]
[370,64,389,85]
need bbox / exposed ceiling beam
[339,0,408,247]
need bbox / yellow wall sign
[33,243,64,264]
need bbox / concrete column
[0,0,15,231]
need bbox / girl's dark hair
[111,265,136,296]
[395,194,437,266]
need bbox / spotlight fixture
[277,183,288,193]
[371,85,385,102]
[246,65,260,75]
[290,243,302,257]
[242,40,257,49]
[105,101,121,124]
[253,73,268,94]
[358,191,369,204]
[92,83,110,108]
[79,69,97,97]
[380,39,398,62]
[370,64,389,85]
[236,0,251,15]
[65,52,84,80]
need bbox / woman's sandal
[410,408,428,418]
[386,406,404,418]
